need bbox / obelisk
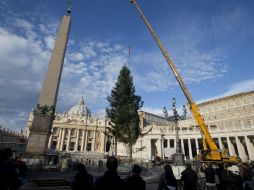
[26,9,71,155]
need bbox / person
[201,163,217,190]
[216,163,227,190]
[98,159,104,173]
[0,148,21,190]
[224,165,244,190]
[181,163,198,190]
[125,164,146,190]
[71,163,93,190]
[93,156,125,190]
[157,164,177,190]
[198,164,206,190]
[242,163,253,190]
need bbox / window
[69,142,75,151]
[71,129,75,136]
[52,141,57,149]
[88,131,93,138]
[163,139,168,148]
[170,139,174,148]
[87,143,92,151]
[245,120,251,128]
[53,128,57,134]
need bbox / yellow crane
[130,0,239,162]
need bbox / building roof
[67,96,91,117]
[197,91,254,107]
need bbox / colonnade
[48,127,106,153]
[147,135,254,161]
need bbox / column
[81,130,85,152]
[235,137,246,161]
[66,129,71,151]
[218,137,223,149]
[26,14,71,155]
[181,138,185,155]
[157,139,162,158]
[100,132,105,153]
[140,140,143,159]
[188,138,193,160]
[240,137,248,161]
[226,137,235,156]
[161,138,164,159]
[195,138,199,155]
[84,130,88,151]
[57,128,62,150]
[104,135,107,153]
[75,129,79,151]
[92,130,96,151]
[147,139,152,160]
[48,134,53,149]
[245,136,254,160]
[60,128,65,151]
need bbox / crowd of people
[71,156,146,190]
[0,148,28,190]
[71,156,254,190]
[156,161,254,190]
[1,147,254,190]
[197,162,254,190]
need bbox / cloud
[81,45,97,59]
[0,0,253,132]
[140,107,164,117]
[197,79,254,103]
[131,46,227,93]
[0,25,52,131]
[140,105,190,119]
[57,40,128,112]
[132,4,253,93]
[44,35,55,50]
[69,52,84,62]
[222,79,254,96]
[0,3,131,131]
[0,17,128,130]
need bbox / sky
[0,0,254,132]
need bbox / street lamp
[163,98,187,165]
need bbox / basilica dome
[67,97,91,117]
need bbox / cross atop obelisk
[26,5,72,155]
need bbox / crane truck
[130,0,240,163]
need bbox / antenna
[67,0,72,15]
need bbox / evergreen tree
[106,65,143,160]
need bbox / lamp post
[163,98,187,165]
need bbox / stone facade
[26,91,254,162]
[0,126,26,153]
[27,97,114,156]
[132,91,254,162]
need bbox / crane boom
[130,0,220,154]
